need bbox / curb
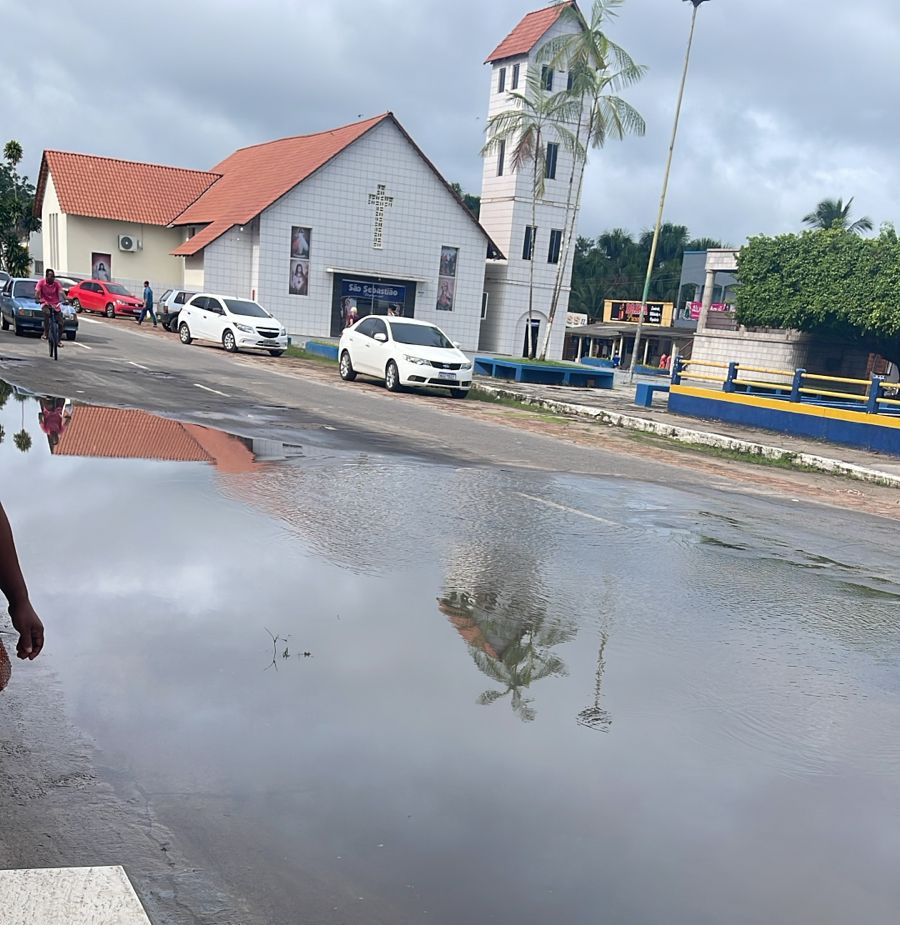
[473,383,900,489]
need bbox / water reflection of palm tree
[439,586,575,723]
[13,393,30,453]
[577,631,611,732]
[0,380,12,411]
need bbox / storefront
[329,273,418,336]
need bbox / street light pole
[628,0,709,381]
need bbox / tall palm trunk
[539,96,590,360]
[526,133,540,359]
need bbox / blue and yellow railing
[672,358,900,416]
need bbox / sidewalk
[473,371,900,487]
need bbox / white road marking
[129,361,149,370]
[77,316,103,325]
[194,383,230,398]
[516,492,620,527]
[0,866,152,924]
[73,341,92,350]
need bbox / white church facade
[35,3,585,360]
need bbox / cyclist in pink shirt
[35,268,63,341]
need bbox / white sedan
[178,293,288,356]
[338,317,472,398]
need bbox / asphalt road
[0,315,720,485]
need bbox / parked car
[0,271,9,287]
[54,275,85,300]
[177,293,287,355]
[67,279,142,318]
[338,317,472,398]
[158,289,197,332]
[0,277,78,340]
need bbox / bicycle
[47,307,61,361]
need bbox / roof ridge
[45,149,220,179]
[226,112,392,156]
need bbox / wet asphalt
[1,319,900,925]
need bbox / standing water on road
[2,384,900,925]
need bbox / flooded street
[3,387,900,924]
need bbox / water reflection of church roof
[54,406,257,473]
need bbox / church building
[35,3,586,360]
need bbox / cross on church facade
[367,183,394,249]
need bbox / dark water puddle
[3,381,900,925]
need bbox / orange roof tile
[36,151,220,225]
[171,114,390,256]
[485,2,575,63]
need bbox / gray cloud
[2,0,897,246]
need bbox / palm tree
[482,70,583,357]
[802,197,873,235]
[537,0,646,358]
[3,141,23,169]
[13,430,31,453]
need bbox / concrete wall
[692,329,877,384]
[203,221,256,300]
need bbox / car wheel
[450,389,469,399]
[268,349,285,357]
[385,360,401,392]
[65,331,76,341]
[105,303,115,318]
[1,314,8,331]
[70,298,80,312]
[339,351,357,381]
[179,323,192,345]
[167,318,179,333]
[223,330,238,353]
[13,323,21,337]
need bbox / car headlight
[403,355,428,365]
[460,362,473,370]
[279,327,286,336]
[235,323,255,334]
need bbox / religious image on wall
[91,252,111,281]
[436,245,458,311]
[288,227,311,295]
[291,226,311,260]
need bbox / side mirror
[452,342,461,349]
[374,332,388,342]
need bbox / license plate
[438,371,456,380]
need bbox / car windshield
[224,299,271,318]
[12,280,37,301]
[107,284,131,296]
[389,322,454,348]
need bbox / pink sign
[689,301,730,320]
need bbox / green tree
[537,0,646,358]
[802,197,873,235]
[449,181,481,219]
[736,227,900,366]
[0,140,39,276]
[13,430,31,453]
[482,70,583,357]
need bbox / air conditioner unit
[118,234,139,252]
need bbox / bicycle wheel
[49,320,59,360]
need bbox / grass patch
[483,356,585,368]
[284,345,337,364]
[625,430,826,473]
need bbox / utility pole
[629,0,710,381]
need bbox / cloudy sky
[2,0,897,245]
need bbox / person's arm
[0,503,44,660]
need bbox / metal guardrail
[672,358,900,416]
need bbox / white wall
[250,118,489,350]
[477,14,587,359]
[203,221,256,299]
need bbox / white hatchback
[338,316,472,398]
[178,293,288,356]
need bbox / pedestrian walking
[138,280,157,327]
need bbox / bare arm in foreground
[0,503,44,659]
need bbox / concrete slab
[0,866,151,925]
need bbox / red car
[67,279,142,318]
